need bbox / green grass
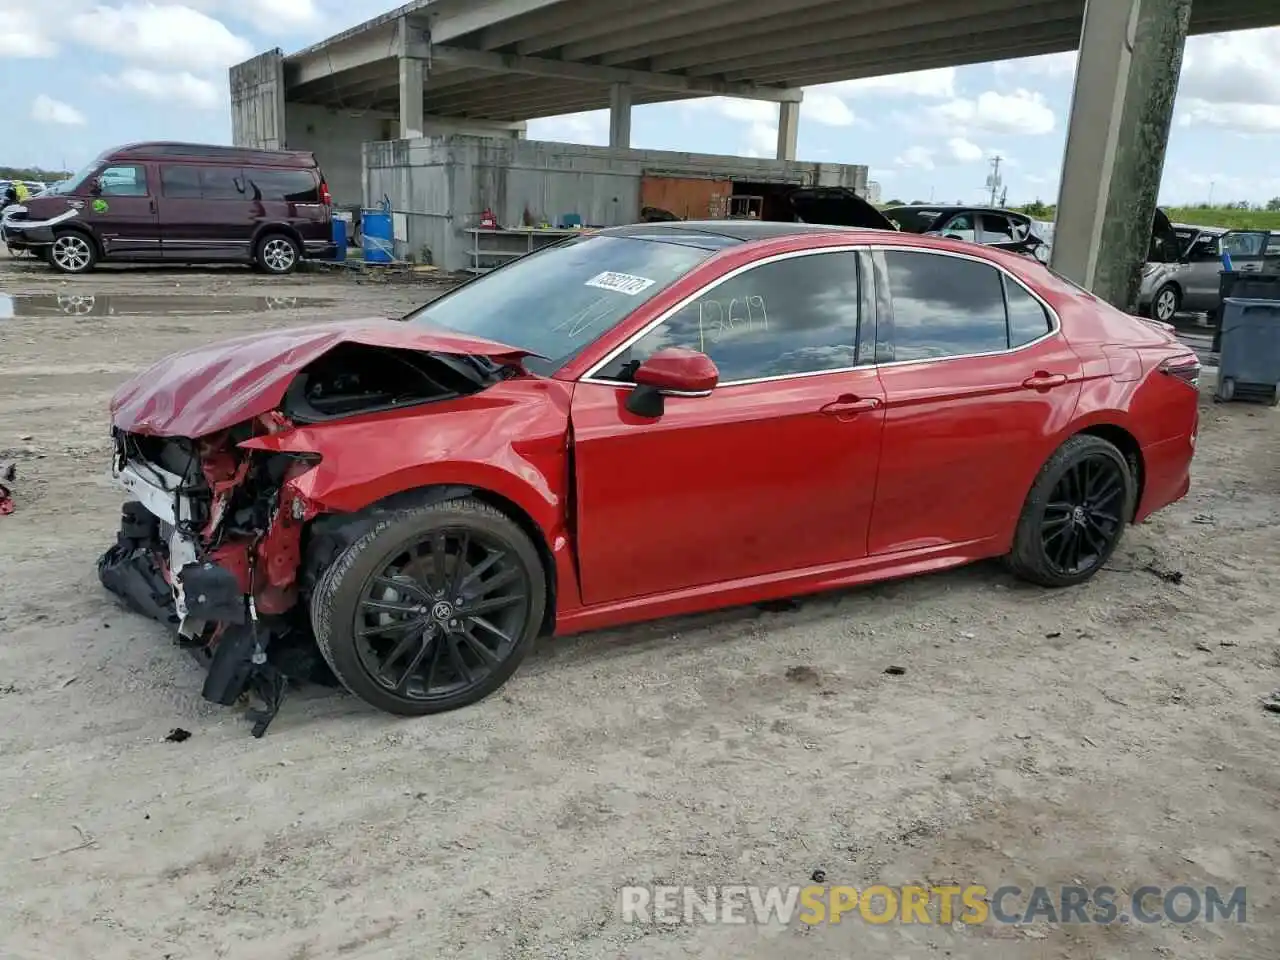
[1159,208,1280,230]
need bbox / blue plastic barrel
[331,217,347,261]
[361,209,393,263]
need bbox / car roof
[885,204,1027,216]
[106,141,319,167]
[599,219,864,249]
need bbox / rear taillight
[1159,354,1200,388]
[319,181,332,205]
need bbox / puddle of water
[0,292,335,319]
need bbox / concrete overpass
[232,0,1280,309]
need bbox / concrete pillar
[609,82,632,149]
[399,56,425,140]
[1050,0,1191,311]
[776,100,799,161]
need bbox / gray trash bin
[1216,297,1280,404]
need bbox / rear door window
[200,167,246,200]
[160,165,201,198]
[243,168,320,203]
[883,250,1008,360]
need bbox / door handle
[820,394,881,416]
[1022,372,1069,389]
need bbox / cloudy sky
[2,1,1278,205]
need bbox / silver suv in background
[1139,228,1279,322]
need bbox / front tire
[1006,434,1135,588]
[311,497,547,716]
[48,230,97,274]
[255,232,300,275]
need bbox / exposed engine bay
[98,343,512,736]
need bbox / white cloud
[894,146,935,171]
[1175,27,1280,133]
[923,89,1056,137]
[31,94,86,126]
[825,67,956,99]
[526,110,608,145]
[103,68,224,109]
[68,3,254,71]
[801,90,855,127]
[743,122,778,158]
[0,7,58,57]
[947,137,984,163]
[994,51,1078,77]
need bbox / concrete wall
[230,50,287,150]
[285,104,390,208]
[364,135,870,270]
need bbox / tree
[1267,197,1280,212]
[0,165,71,181]
[885,198,904,206]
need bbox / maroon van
[1,142,334,275]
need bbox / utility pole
[985,155,1003,207]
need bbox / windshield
[45,152,109,196]
[405,234,716,375]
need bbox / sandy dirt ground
[1,250,1278,960]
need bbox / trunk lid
[111,319,538,438]
[786,187,897,231]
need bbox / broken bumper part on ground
[97,498,322,738]
[0,463,13,516]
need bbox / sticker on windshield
[584,271,656,296]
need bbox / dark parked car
[0,142,334,274]
[882,205,1050,261]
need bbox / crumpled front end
[99,416,334,736]
[1,204,79,251]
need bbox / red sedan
[102,221,1200,734]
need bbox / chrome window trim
[578,243,1063,390]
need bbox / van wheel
[256,233,300,275]
[48,230,97,274]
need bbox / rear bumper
[1134,428,1196,523]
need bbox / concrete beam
[591,0,913,65]
[431,0,569,44]
[429,45,804,101]
[399,56,425,139]
[1052,0,1191,311]
[725,27,1075,83]
[608,82,632,149]
[529,0,737,57]
[477,0,617,50]
[776,101,799,161]
[289,23,398,86]
[682,0,1081,76]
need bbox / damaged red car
[101,221,1200,735]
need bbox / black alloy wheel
[312,497,546,715]
[1038,453,1126,577]
[1006,434,1135,588]
[355,527,530,700]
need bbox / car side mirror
[88,178,102,195]
[624,347,719,417]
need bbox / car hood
[110,318,538,438]
[787,187,897,231]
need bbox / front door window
[97,165,148,197]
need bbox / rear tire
[1006,434,1135,588]
[310,497,546,716]
[48,230,97,274]
[255,232,300,275]
[1152,283,1180,323]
